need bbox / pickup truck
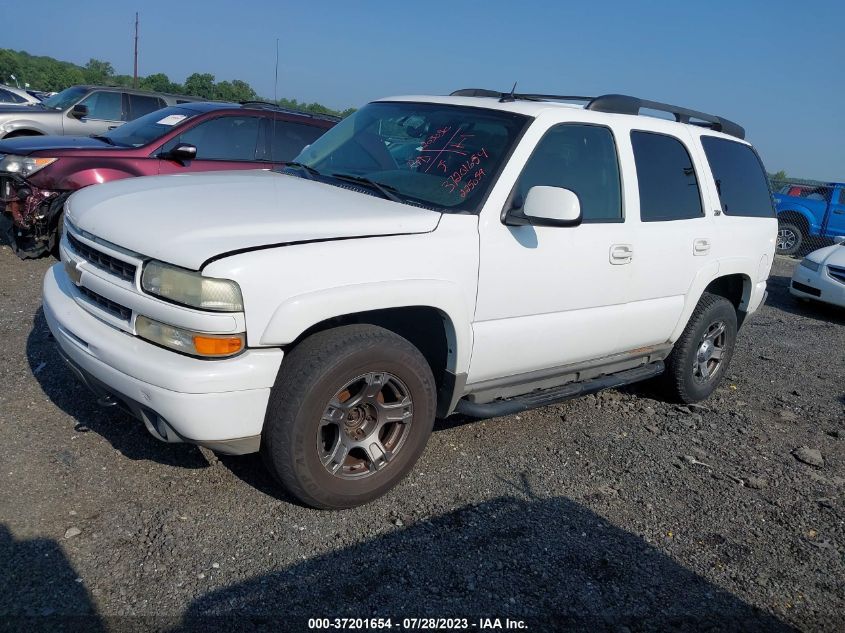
[43,90,776,509]
[774,182,845,255]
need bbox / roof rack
[449,89,745,139]
[238,100,341,121]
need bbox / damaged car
[0,102,337,257]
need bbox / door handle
[693,238,711,256]
[610,244,633,265]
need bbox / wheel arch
[260,280,473,417]
[777,208,814,234]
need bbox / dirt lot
[0,247,843,632]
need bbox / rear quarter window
[701,136,775,218]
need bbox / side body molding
[259,279,474,377]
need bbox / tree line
[0,48,354,118]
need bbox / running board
[455,361,665,418]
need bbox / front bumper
[789,265,845,308]
[43,264,284,454]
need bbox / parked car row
[0,99,337,256]
[35,88,782,508]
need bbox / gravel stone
[792,446,825,468]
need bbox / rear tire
[776,221,803,256]
[261,324,436,509]
[662,292,737,403]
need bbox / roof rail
[586,94,744,139]
[449,89,745,139]
[238,100,341,121]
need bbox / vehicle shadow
[0,524,106,632]
[173,494,795,632]
[763,274,845,325]
[26,307,209,470]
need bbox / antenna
[499,81,517,103]
[133,12,139,88]
[270,38,280,164]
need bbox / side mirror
[507,186,582,227]
[69,103,88,119]
[167,143,197,162]
[833,235,845,245]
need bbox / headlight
[799,258,821,272]
[0,154,57,177]
[135,315,244,358]
[141,260,244,312]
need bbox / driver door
[62,90,126,136]
[469,122,635,385]
[157,115,264,174]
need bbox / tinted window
[79,91,124,121]
[511,124,622,222]
[0,88,25,104]
[631,131,703,221]
[105,106,199,147]
[701,136,774,217]
[266,120,326,162]
[128,94,165,120]
[839,188,845,206]
[167,115,261,161]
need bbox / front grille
[78,286,132,321]
[828,265,845,285]
[791,280,821,297]
[68,233,137,282]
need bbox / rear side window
[128,94,165,120]
[631,131,703,222]
[701,136,774,217]
[512,124,622,221]
[0,88,26,104]
[264,119,327,162]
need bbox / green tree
[184,72,216,99]
[83,58,115,84]
[770,170,787,182]
[141,72,181,94]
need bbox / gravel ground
[0,246,843,632]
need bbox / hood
[806,243,845,266]
[0,103,46,114]
[0,135,110,156]
[66,170,442,270]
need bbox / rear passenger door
[157,114,264,175]
[127,94,165,121]
[624,129,715,348]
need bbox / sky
[2,0,843,180]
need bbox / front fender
[260,279,473,376]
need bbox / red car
[0,101,337,257]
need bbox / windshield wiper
[329,173,403,204]
[90,134,117,146]
[283,161,322,180]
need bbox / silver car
[0,85,200,139]
[0,84,42,106]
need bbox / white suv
[43,90,777,508]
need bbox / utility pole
[133,12,139,88]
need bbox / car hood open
[66,170,442,270]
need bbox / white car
[42,89,777,508]
[0,84,41,106]
[790,239,845,307]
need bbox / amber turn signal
[193,335,244,357]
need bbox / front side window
[128,94,165,120]
[79,91,124,121]
[104,106,199,147]
[292,101,529,212]
[631,131,703,222]
[700,136,774,218]
[163,115,262,161]
[511,124,622,222]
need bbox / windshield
[290,101,529,212]
[41,86,88,111]
[102,106,199,147]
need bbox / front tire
[662,292,738,403]
[261,325,436,509]
[776,222,804,256]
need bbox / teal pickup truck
[774,182,845,255]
